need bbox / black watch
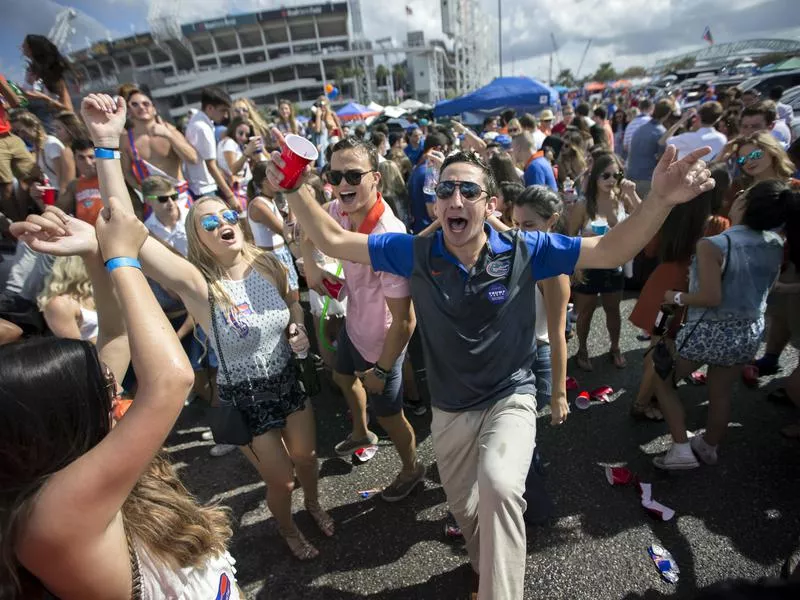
[372,363,390,382]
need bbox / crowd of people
[1,33,800,600]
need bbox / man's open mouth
[447,217,468,233]
[339,191,357,203]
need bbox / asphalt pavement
[167,295,800,599]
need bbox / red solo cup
[322,277,344,300]
[278,134,318,189]
[605,465,634,486]
[575,391,591,410]
[41,186,57,206]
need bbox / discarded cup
[278,134,318,189]
[605,466,634,486]
[566,376,579,391]
[575,391,591,410]
[41,186,57,206]
[648,544,680,584]
[590,386,614,402]
[353,445,378,463]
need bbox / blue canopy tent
[433,77,558,120]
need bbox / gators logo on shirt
[215,573,232,600]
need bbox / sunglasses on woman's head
[201,210,240,232]
[737,149,764,166]
[600,170,624,181]
[328,169,376,186]
[434,180,487,201]
[150,193,179,204]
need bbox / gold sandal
[305,502,335,537]
[279,526,319,561]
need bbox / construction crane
[550,33,562,75]
[48,8,78,53]
[576,38,592,79]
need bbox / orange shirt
[74,176,103,225]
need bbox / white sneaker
[209,443,237,457]
[201,430,214,441]
[690,435,718,465]
[653,443,699,471]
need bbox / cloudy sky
[2,0,798,86]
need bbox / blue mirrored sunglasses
[201,210,239,232]
[737,149,764,166]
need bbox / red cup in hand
[322,277,344,300]
[42,187,57,206]
[278,134,318,189]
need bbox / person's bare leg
[653,357,701,443]
[704,365,738,446]
[574,292,597,370]
[332,371,370,439]
[282,401,334,536]
[601,291,625,367]
[377,411,417,475]
[241,429,319,559]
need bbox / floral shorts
[218,363,306,437]
[677,317,764,367]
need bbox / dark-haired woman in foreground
[3,201,240,597]
[652,180,799,470]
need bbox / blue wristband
[94,147,121,160]
[105,257,142,273]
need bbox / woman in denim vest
[652,180,800,470]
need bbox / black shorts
[573,268,625,295]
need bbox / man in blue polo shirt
[512,131,557,190]
[267,145,714,600]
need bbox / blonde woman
[378,159,409,224]
[79,93,332,561]
[231,97,271,145]
[37,255,97,342]
[6,200,240,598]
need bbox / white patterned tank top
[207,268,291,385]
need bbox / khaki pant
[431,393,537,600]
[0,132,35,183]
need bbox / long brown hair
[185,196,288,315]
[54,111,88,144]
[278,99,298,134]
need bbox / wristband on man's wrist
[373,363,390,381]
[105,256,142,273]
[94,147,121,160]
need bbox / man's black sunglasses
[150,193,180,203]
[434,180,488,202]
[328,169,376,186]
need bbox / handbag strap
[677,233,732,352]
[208,289,233,388]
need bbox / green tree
[392,63,408,90]
[621,65,647,78]
[375,64,390,87]
[555,68,575,87]
[591,62,617,82]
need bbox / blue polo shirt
[407,162,435,233]
[368,224,581,411]
[523,156,557,190]
[405,143,424,166]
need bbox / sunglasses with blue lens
[201,210,240,232]
[737,149,764,166]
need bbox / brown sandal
[279,526,319,560]
[305,502,335,537]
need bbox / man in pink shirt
[301,137,423,502]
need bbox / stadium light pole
[498,0,502,77]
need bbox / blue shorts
[335,326,405,417]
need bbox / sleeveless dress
[248,197,300,292]
[206,269,306,436]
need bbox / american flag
[702,26,714,45]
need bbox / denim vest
[686,225,783,323]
